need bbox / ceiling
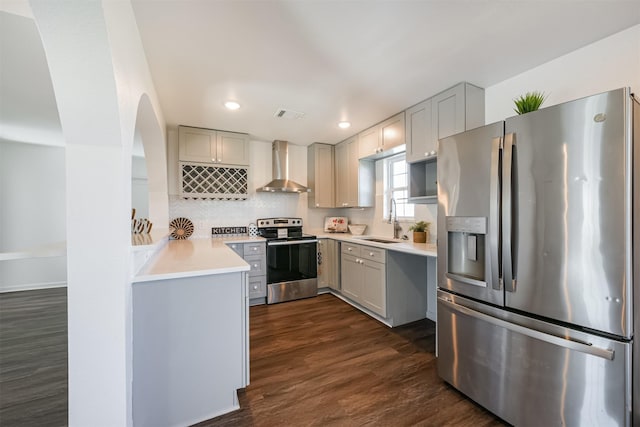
[1,1,639,149]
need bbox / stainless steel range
[257,217,318,304]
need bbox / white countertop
[316,233,437,257]
[133,237,265,283]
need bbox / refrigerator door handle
[489,137,501,290]
[502,133,516,292]
[437,296,615,360]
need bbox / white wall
[30,1,167,426]
[485,25,640,123]
[131,155,149,219]
[0,139,67,291]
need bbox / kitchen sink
[358,237,402,244]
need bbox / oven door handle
[267,239,318,246]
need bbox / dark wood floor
[0,287,68,427]
[199,294,507,427]
[0,289,507,427]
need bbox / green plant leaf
[513,91,547,115]
[408,220,430,232]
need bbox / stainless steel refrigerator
[436,88,638,426]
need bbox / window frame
[383,153,414,221]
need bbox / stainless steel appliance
[257,217,318,304]
[256,141,310,193]
[437,88,638,426]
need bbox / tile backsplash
[169,194,303,238]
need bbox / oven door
[266,239,318,284]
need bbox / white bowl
[348,224,367,235]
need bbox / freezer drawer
[437,292,631,426]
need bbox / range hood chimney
[256,140,310,193]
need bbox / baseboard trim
[0,281,67,293]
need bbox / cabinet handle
[253,264,258,268]
[347,247,352,251]
[316,203,320,207]
[252,285,258,290]
[369,252,374,256]
[252,247,257,251]
[231,244,236,249]
[430,150,436,156]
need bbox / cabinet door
[309,144,335,208]
[216,131,249,165]
[361,260,386,317]
[327,239,340,291]
[358,125,380,159]
[346,137,360,206]
[317,239,328,287]
[431,83,465,147]
[178,126,216,163]
[341,253,361,302]
[248,276,266,299]
[380,112,405,152]
[335,140,350,207]
[406,99,435,163]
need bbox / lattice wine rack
[180,162,248,200]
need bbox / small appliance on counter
[323,216,348,233]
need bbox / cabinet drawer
[341,243,361,257]
[243,242,265,256]
[248,276,266,299]
[244,254,265,277]
[226,242,244,256]
[361,246,386,264]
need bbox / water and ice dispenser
[446,217,487,287]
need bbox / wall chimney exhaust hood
[257,140,310,193]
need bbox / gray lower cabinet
[340,243,386,317]
[318,238,340,291]
[340,241,431,326]
[227,241,267,301]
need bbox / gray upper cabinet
[406,82,485,163]
[335,136,374,208]
[178,126,249,166]
[358,112,406,160]
[405,99,433,163]
[307,143,335,208]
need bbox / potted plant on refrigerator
[513,91,547,114]
[409,221,430,243]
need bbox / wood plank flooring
[0,288,67,427]
[0,289,507,427]
[199,294,508,427]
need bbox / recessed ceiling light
[338,121,351,129]
[224,101,241,110]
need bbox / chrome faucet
[388,198,401,239]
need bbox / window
[384,153,414,219]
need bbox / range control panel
[257,217,303,228]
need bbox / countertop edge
[315,233,437,257]
[133,264,250,283]
[132,236,260,283]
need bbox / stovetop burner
[256,217,316,241]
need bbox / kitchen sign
[212,226,247,236]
